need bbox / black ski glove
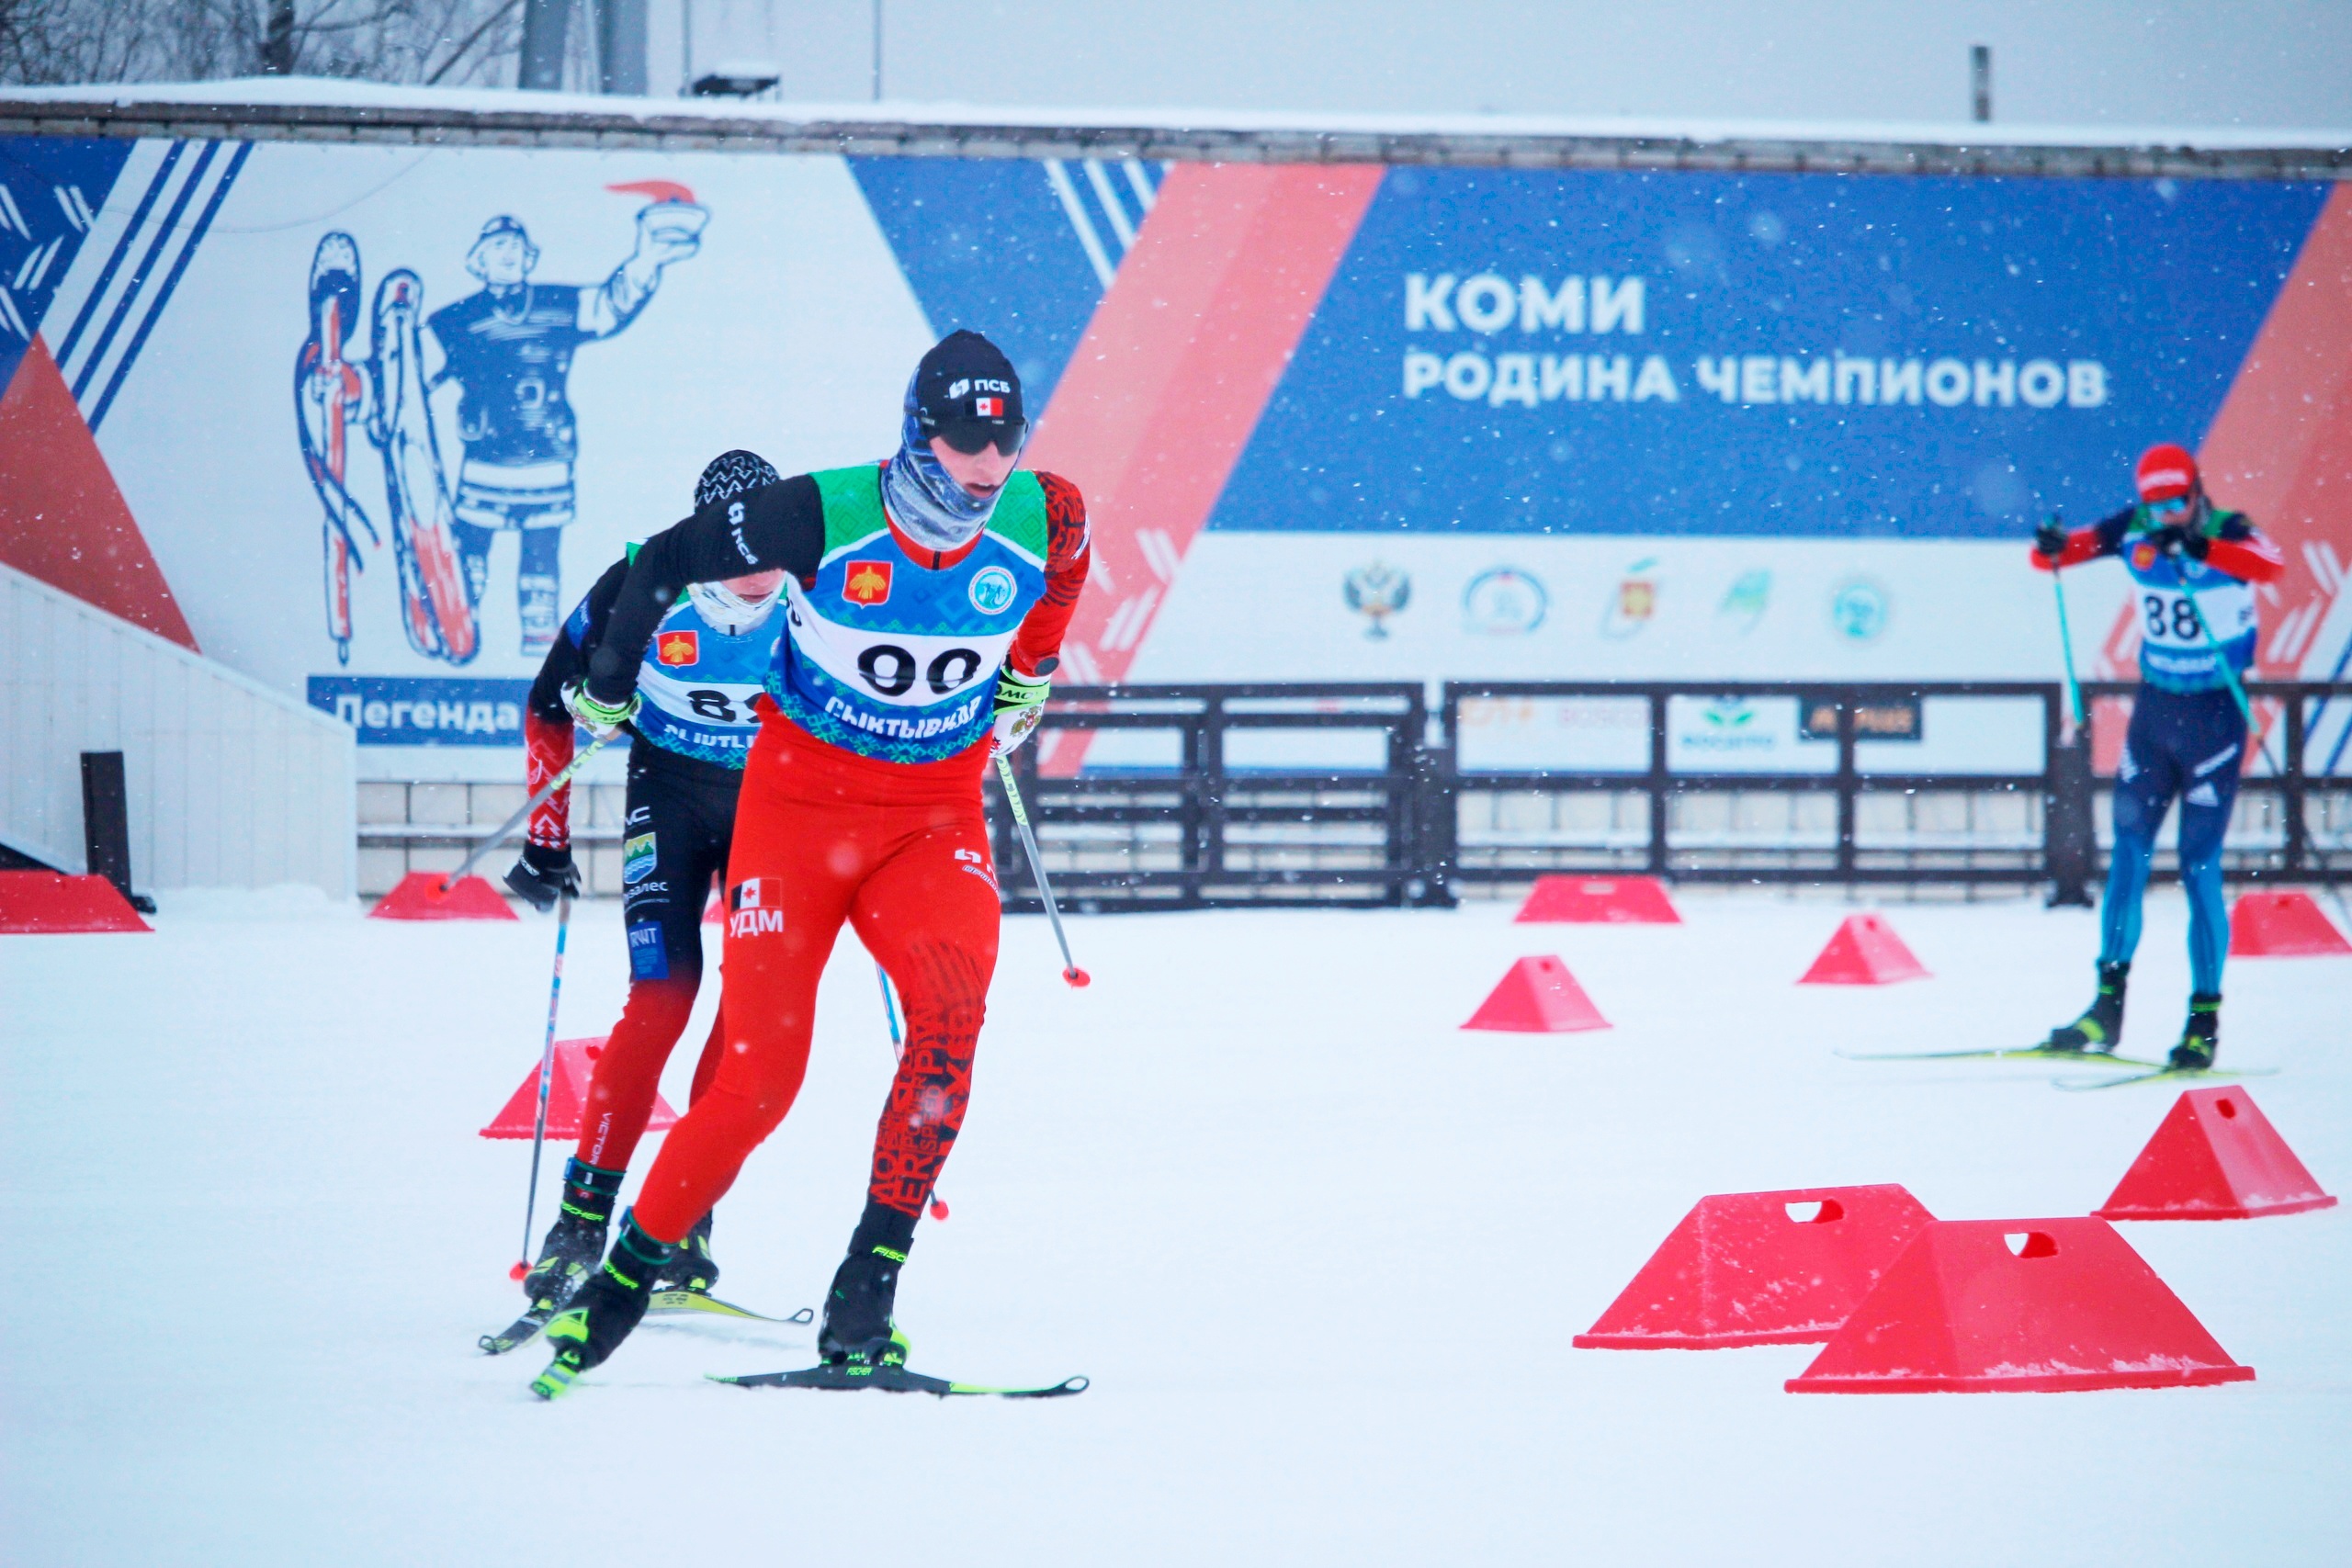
[504,843,581,913]
[2033,518,2068,560]
[2144,522,2195,559]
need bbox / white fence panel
[0,562,356,897]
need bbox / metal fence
[352,679,2352,908]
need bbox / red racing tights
[629,708,1001,1245]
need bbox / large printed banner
[0,135,2346,777]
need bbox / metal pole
[994,753,1089,987]
[440,729,618,891]
[511,888,573,1277]
[518,0,571,90]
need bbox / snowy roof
[3,76,2345,179]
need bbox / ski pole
[508,886,573,1280]
[2049,548,2086,733]
[993,752,1090,987]
[873,962,950,1222]
[2180,574,2350,927]
[442,729,618,891]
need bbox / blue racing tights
[2098,687,2245,995]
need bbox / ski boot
[818,1239,910,1371]
[532,1210,672,1400]
[519,1158,623,1313]
[2167,992,2221,1071]
[651,1211,719,1295]
[2042,961,2129,1055]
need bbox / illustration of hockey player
[295,184,707,664]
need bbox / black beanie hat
[695,448,781,510]
[911,330,1023,440]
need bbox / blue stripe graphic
[89,141,249,432]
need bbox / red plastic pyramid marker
[478,1036,680,1140]
[0,872,150,933]
[1786,1217,2254,1393]
[2227,890,2352,957]
[368,871,518,921]
[2097,1087,2336,1220]
[1461,955,1610,1032]
[1514,874,1681,925]
[1575,1184,1936,1348]
[1798,913,1928,985]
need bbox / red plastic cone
[1461,955,1610,1032]
[2227,890,2352,957]
[1575,1185,1936,1348]
[1786,1217,2254,1393]
[478,1036,680,1140]
[1514,874,1681,925]
[1798,913,1928,985]
[2096,1087,2336,1220]
[0,872,150,933]
[368,871,518,921]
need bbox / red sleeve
[2203,531,2284,584]
[2029,528,2104,571]
[1007,470,1091,679]
[524,710,576,851]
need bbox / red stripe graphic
[0,335,196,649]
[1022,163,1383,774]
[2200,182,2352,681]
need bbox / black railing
[982,683,1444,911]
[972,679,2352,909]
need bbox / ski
[480,1304,560,1356]
[708,1363,1089,1399]
[646,1291,813,1325]
[1837,1045,2166,1068]
[2054,1065,2279,1092]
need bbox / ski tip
[789,1306,815,1325]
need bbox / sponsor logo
[843,560,893,606]
[656,630,698,666]
[1801,697,1922,741]
[1601,558,1659,639]
[955,850,998,891]
[1678,696,1775,754]
[627,921,670,981]
[968,564,1017,615]
[947,378,968,399]
[622,831,657,883]
[1829,577,1889,642]
[1717,569,1770,634]
[726,877,786,938]
[728,500,757,564]
[2185,782,2221,807]
[2132,542,2159,571]
[1343,561,1411,640]
[1462,567,1547,636]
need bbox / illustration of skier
[295,234,377,666]
[295,183,707,664]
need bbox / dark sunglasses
[937,419,1027,457]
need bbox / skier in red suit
[532,332,1089,1397]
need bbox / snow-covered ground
[3,887,2346,1564]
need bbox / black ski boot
[519,1158,623,1312]
[532,1210,672,1400]
[2043,961,2130,1054]
[818,1205,919,1369]
[2167,992,2221,1071]
[651,1211,719,1295]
